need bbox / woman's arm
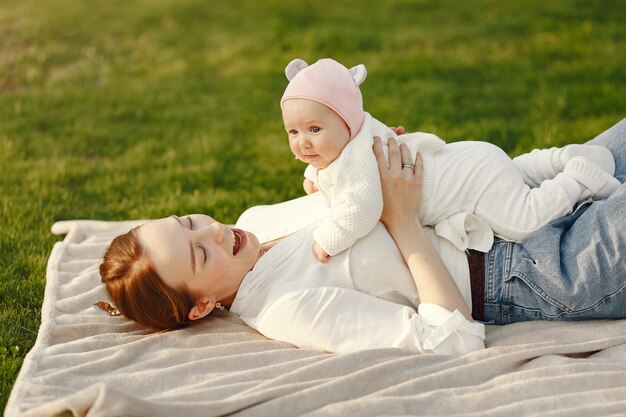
[373,137,472,319]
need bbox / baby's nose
[299,135,311,148]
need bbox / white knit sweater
[307,112,584,253]
[307,113,474,256]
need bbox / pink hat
[280,58,367,139]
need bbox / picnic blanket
[6,197,626,416]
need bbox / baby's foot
[563,156,621,200]
[557,144,616,176]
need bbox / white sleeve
[314,152,383,256]
[256,287,485,355]
[235,193,330,244]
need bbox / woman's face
[138,214,261,318]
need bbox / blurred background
[1,0,625,408]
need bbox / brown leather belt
[467,249,485,321]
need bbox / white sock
[557,144,616,176]
[553,172,585,205]
[563,156,621,200]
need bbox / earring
[215,303,227,312]
[94,301,121,316]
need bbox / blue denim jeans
[483,118,626,324]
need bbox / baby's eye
[200,246,207,263]
[288,129,298,135]
[311,127,321,133]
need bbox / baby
[280,58,620,263]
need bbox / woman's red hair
[99,227,195,330]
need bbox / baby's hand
[312,241,330,263]
[303,178,318,194]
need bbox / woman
[100,118,626,355]
[101,134,485,355]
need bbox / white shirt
[230,218,485,355]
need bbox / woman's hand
[373,136,472,319]
[373,136,423,235]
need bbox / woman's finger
[413,151,423,179]
[400,144,413,175]
[373,136,388,170]
[389,126,406,135]
[387,137,401,171]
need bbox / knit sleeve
[314,146,383,256]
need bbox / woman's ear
[188,298,214,321]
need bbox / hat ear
[349,64,367,86]
[285,59,309,81]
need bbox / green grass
[1,0,625,409]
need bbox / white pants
[419,142,574,242]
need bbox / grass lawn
[1,0,625,409]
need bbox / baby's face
[282,98,351,169]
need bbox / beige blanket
[6,217,626,417]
